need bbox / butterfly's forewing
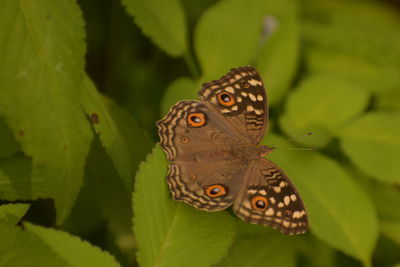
[157,100,247,211]
[199,66,268,145]
[233,158,308,235]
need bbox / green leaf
[160,77,199,116]
[25,223,121,267]
[279,75,370,147]
[194,0,265,80]
[0,156,36,200]
[305,49,400,94]
[263,135,378,266]
[302,0,400,70]
[0,204,30,225]
[0,118,20,159]
[133,145,237,267]
[215,233,296,267]
[338,112,400,184]
[83,137,134,252]
[296,235,336,267]
[0,0,92,223]
[376,89,400,111]
[364,180,400,246]
[0,223,66,267]
[80,76,152,190]
[256,0,300,106]
[121,0,187,57]
[381,222,400,247]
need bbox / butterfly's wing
[199,66,268,145]
[233,158,308,235]
[157,100,248,211]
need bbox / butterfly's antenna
[285,147,319,151]
[270,132,314,148]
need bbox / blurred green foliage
[0,0,399,266]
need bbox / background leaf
[0,204,30,225]
[133,145,237,267]
[0,223,66,267]
[338,112,400,184]
[256,0,300,106]
[215,233,296,267]
[0,0,92,223]
[0,156,34,200]
[194,0,265,80]
[0,119,20,160]
[279,75,370,147]
[161,77,199,116]
[121,0,187,57]
[80,76,152,190]
[25,223,121,267]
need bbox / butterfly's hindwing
[234,159,308,235]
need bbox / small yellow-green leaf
[215,233,296,267]
[80,76,152,190]
[263,135,378,266]
[25,223,120,267]
[305,49,400,95]
[0,223,66,267]
[363,180,400,246]
[0,204,30,225]
[0,156,37,200]
[0,119,20,159]
[0,0,92,223]
[302,0,400,73]
[279,75,370,147]
[194,0,265,80]
[338,112,400,184]
[376,89,400,111]
[133,145,237,267]
[256,0,300,106]
[121,0,187,56]
[161,77,199,116]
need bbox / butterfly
[157,66,308,235]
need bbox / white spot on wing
[284,196,290,206]
[246,105,255,112]
[265,208,274,216]
[248,93,257,102]
[248,79,262,86]
[225,86,234,93]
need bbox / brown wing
[233,159,308,235]
[157,100,248,211]
[199,66,268,145]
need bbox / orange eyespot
[217,92,235,106]
[241,81,250,88]
[187,113,206,127]
[251,195,268,211]
[205,184,227,198]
